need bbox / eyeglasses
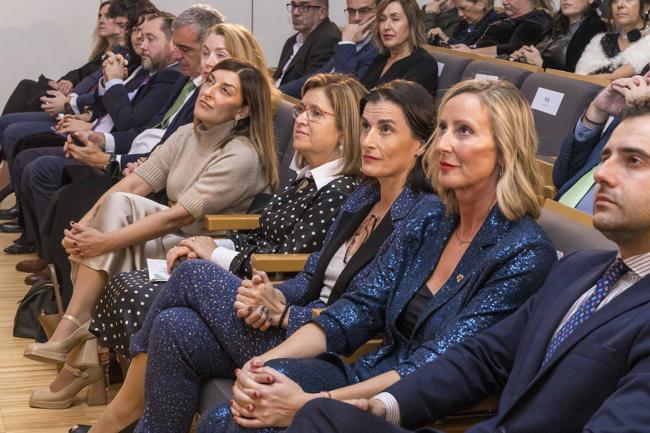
[286,2,323,14]
[292,104,336,122]
[344,7,374,17]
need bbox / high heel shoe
[29,363,105,409]
[23,314,93,363]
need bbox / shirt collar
[621,252,650,278]
[289,156,344,191]
[192,75,203,87]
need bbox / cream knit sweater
[135,121,270,235]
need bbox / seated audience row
[2,2,650,433]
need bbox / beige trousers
[70,192,187,283]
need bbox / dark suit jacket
[388,249,650,433]
[273,18,341,86]
[553,118,618,198]
[277,182,432,335]
[280,39,379,98]
[98,66,182,131]
[360,46,438,94]
[112,75,196,155]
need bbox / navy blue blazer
[315,205,556,381]
[278,183,439,335]
[112,74,197,155]
[280,40,380,98]
[388,249,650,433]
[99,66,182,131]
[553,118,619,198]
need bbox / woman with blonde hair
[134,79,555,433]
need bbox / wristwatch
[104,154,117,172]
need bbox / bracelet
[583,111,606,127]
[278,303,290,327]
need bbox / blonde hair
[207,23,282,106]
[531,0,556,16]
[89,1,113,60]
[373,0,427,54]
[426,79,543,220]
[297,73,367,176]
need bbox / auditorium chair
[461,56,540,88]
[423,45,473,104]
[520,71,604,158]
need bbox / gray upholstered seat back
[520,73,603,158]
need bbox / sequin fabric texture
[130,184,435,433]
[199,206,557,433]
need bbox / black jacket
[273,18,341,86]
[360,46,438,94]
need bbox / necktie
[543,259,629,365]
[157,80,196,129]
[558,165,598,208]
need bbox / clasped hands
[235,269,287,331]
[230,358,314,428]
[63,131,110,168]
[231,358,388,428]
[103,51,129,82]
[62,221,109,258]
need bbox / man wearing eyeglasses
[280,0,380,98]
[274,1,341,88]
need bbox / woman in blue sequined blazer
[188,79,558,433]
[70,80,439,433]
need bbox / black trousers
[286,399,440,433]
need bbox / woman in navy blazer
[198,79,557,433]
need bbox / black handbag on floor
[13,279,60,341]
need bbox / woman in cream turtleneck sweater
[23,59,278,374]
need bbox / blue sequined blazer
[314,204,557,380]
[278,182,440,335]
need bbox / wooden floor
[0,229,110,433]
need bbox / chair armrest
[250,253,310,273]
[204,214,260,231]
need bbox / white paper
[474,73,499,81]
[531,87,565,116]
[437,62,444,77]
[147,258,170,282]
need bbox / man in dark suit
[286,103,650,432]
[553,73,650,214]
[274,0,342,87]
[279,0,379,98]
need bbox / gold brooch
[456,274,464,283]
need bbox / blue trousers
[0,112,56,193]
[17,147,76,251]
[130,260,351,433]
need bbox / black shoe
[0,205,18,220]
[0,219,23,233]
[4,242,35,254]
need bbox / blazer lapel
[327,214,393,305]
[409,208,507,337]
[305,204,373,301]
[499,254,628,417]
